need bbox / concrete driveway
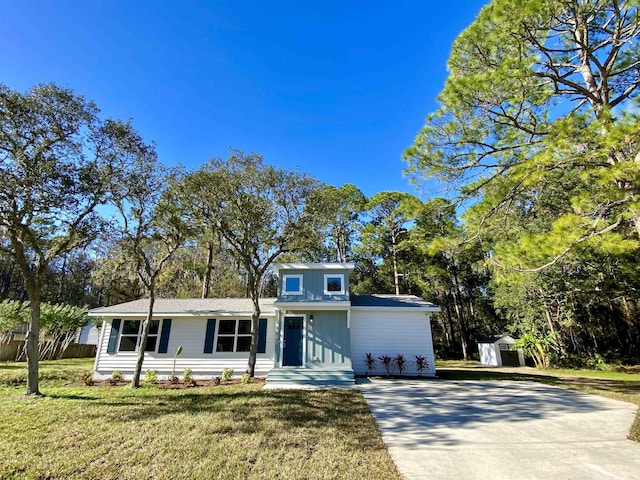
[358,379,640,480]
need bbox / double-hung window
[216,319,252,352]
[118,319,160,352]
[282,274,303,295]
[324,274,345,295]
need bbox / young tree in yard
[182,150,322,376]
[0,83,148,395]
[112,157,188,388]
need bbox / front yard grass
[0,360,400,480]
[436,362,640,442]
[0,358,94,388]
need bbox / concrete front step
[265,366,355,389]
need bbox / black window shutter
[257,318,267,354]
[204,319,216,353]
[107,319,121,354]
[158,319,172,353]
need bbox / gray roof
[88,298,277,316]
[89,294,439,316]
[350,294,439,310]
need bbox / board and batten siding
[350,310,436,376]
[306,310,351,365]
[278,269,350,302]
[94,316,276,380]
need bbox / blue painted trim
[158,319,171,353]
[204,318,216,353]
[257,318,267,353]
[107,319,121,353]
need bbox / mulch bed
[75,378,266,389]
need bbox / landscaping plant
[241,373,252,384]
[82,371,94,386]
[364,353,376,376]
[414,355,429,376]
[378,355,392,377]
[181,368,194,385]
[110,370,123,385]
[144,369,158,385]
[221,368,233,382]
[394,354,406,376]
[171,345,183,383]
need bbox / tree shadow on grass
[44,387,383,451]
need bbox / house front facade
[89,263,439,384]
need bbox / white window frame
[215,319,253,353]
[324,273,345,295]
[282,274,304,295]
[118,319,162,353]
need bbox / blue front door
[283,316,303,366]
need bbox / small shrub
[414,355,429,376]
[221,368,233,382]
[110,370,123,385]
[82,371,94,386]
[182,368,194,385]
[241,373,252,384]
[395,354,406,376]
[213,376,221,385]
[144,369,158,385]
[171,345,183,382]
[365,352,376,376]
[378,355,392,377]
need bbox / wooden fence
[0,341,96,361]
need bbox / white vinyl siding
[350,310,436,377]
[94,316,276,380]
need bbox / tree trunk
[24,286,41,395]
[246,288,261,377]
[201,240,214,298]
[443,302,456,353]
[450,265,470,360]
[336,227,348,263]
[391,231,400,295]
[451,291,469,360]
[131,290,155,388]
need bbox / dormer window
[283,274,303,295]
[324,274,345,295]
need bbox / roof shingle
[88,298,277,316]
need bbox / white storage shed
[478,335,525,367]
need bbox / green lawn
[436,361,640,442]
[0,360,400,480]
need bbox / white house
[88,263,439,386]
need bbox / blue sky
[1,1,486,198]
